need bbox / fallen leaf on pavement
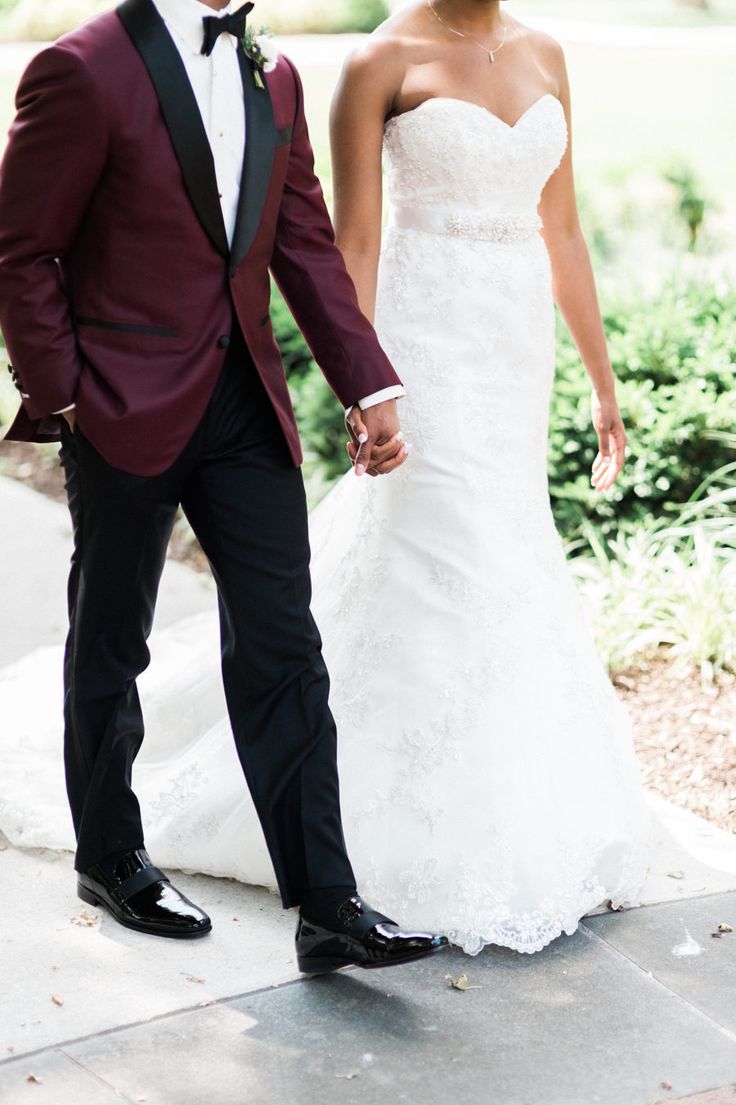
[667,870,685,880]
[51,995,63,1007]
[26,1074,42,1084]
[445,973,482,991]
[718,923,733,933]
[70,910,99,928]
[660,1080,672,1090]
[185,976,205,984]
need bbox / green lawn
[515,0,736,25]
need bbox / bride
[0,0,651,955]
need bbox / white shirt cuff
[53,404,76,414]
[345,385,405,415]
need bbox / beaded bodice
[383,94,568,223]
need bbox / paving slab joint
[580,918,736,1045]
[59,1049,139,1105]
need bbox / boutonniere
[241,26,280,89]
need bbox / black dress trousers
[59,327,355,907]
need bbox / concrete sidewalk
[1,475,736,1103]
[0,840,735,1105]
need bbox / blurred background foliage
[3,0,736,38]
[0,0,391,40]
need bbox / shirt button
[218,335,231,349]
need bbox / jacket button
[218,335,231,349]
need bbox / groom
[0,0,447,972]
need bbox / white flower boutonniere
[242,26,280,89]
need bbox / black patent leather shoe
[296,894,448,973]
[77,848,212,939]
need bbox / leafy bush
[550,278,736,542]
[260,0,388,34]
[662,162,710,251]
[572,463,736,678]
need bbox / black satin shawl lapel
[230,51,276,270]
[117,0,229,258]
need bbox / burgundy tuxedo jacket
[0,0,401,476]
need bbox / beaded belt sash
[389,206,543,243]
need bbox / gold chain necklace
[428,1,508,63]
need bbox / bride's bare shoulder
[513,18,566,68]
[339,3,431,83]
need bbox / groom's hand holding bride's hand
[346,399,411,478]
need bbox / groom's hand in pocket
[346,399,411,478]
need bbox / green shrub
[572,466,736,678]
[662,162,709,251]
[260,0,388,34]
[550,278,736,541]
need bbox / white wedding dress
[0,93,651,954]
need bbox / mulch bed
[2,441,734,836]
[615,659,736,835]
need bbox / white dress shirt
[57,0,402,414]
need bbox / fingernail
[358,433,368,444]
[355,464,365,477]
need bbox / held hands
[590,390,626,494]
[62,409,77,431]
[346,398,411,477]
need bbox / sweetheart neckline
[387,93,561,132]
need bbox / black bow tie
[201,3,254,57]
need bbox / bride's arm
[330,41,402,324]
[538,38,626,495]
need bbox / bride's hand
[590,391,626,494]
[346,400,411,477]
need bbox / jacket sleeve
[269,57,402,410]
[0,45,108,419]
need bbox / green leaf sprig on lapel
[241,25,279,90]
